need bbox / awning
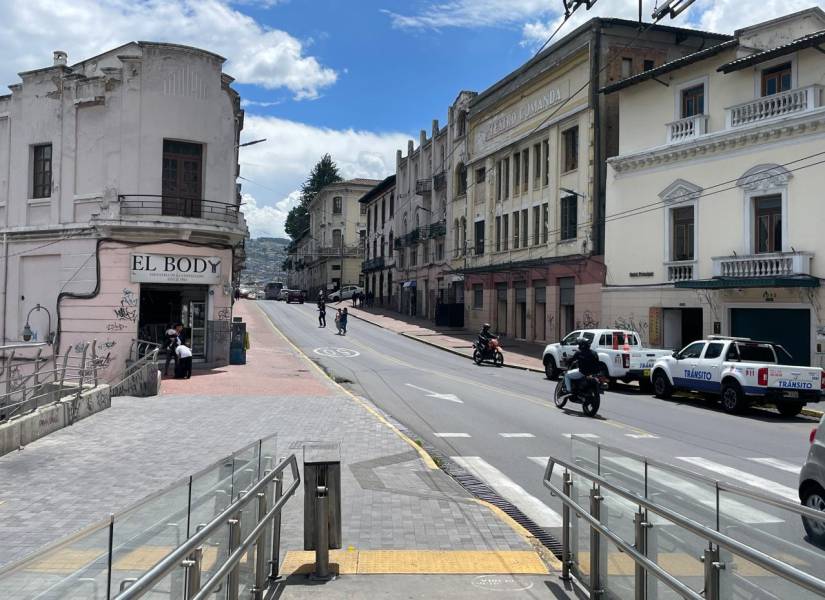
[675,276,820,289]
[403,280,417,288]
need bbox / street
[258,299,825,588]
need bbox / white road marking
[452,456,563,527]
[499,433,535,438]
[625,434,660,439]
[748,457,802,475]
[676,457,798,502]
[405,383,463,403]
[562,433,599,439]
[433,433,471,438]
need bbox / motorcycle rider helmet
[482,323,491,332]
[577,337,591,351]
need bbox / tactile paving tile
[26,549,106,573]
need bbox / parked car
[542,329,671,388]
[328,285,364,302]
[277,289,289,301]
[650,335,824,415]
[286,289,304,304]
[800,415,825,544]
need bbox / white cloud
[238,115,411,237]
[0,0,336,100]
[241,99,284,108]
[383,0,551,29]
[692,0,819,33]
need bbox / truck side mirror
[672,351,680,359]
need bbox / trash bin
[229,320,246,365]
[303,442,342,551]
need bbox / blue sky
[1,0,821,237]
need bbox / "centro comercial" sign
[130,254,223,284]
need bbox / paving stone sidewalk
[0,301,548,584]
[341,304,546,373]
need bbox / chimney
[432,119,439,136]
[53,51,68,66]
[407,140,414,157]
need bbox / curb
[802,407,824,419]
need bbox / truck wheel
[652,371,672,399]
[544,357,559,380]
[777,402,804,418]
[801,483,825,544]
[598,364,614,390]
[720,381,746,414]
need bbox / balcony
[420,220,446,239]
[394,229,420,249]
[712,251,813,278]
[665,260,695,282]
[666,114,708,144]
[362,257,385,272]
[726,85,823,128]
[119,195,240,225]
[415,179,432,195]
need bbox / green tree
[285,154,343,240]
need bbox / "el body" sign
[130,254,223,284]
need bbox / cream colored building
[360,175,396,306]
[602,8,825,366]
[457,19,725,342]
[305,178,378,296]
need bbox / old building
[0,43,247,375]
[602,7,825,366]
[304,178,378,296]
[359,175,396,306]
[456,18,728,342]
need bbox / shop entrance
[138,285,208,358]
[663,308,703,351]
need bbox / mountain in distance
[241,236,290,290]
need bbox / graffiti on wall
[613,314,649,340]
[107,323,128,332]
[217,307,231,321]
[576,310,599,329]
[113,288,138,322]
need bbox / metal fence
[543,435,825,599]
[0,341,108,423]
[118,195,241,225]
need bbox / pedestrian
[341,307,348,335]
[334,308,342,334]
[318,298,326,327]
[175,342,193,379]
[163,323,179,376]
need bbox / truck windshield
[735,343,777,363]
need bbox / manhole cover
[471,575,534,592]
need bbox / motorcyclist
[477,323,497,355]
[563,337,599,393]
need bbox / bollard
[269,475,284,581]
[311,485,333,580]
[561,471,572,582]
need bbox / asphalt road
[257,299,825,585]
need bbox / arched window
[456,163,468,196]
[388,231,394,255]
[454,219,460,252]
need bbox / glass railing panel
[600,448,646,499]
[646,514,706,600]
[189,458,235,535]
[260,434,278,475]
[568,470,593,585]
[0,522,110,600]
[718,488,825,598]
[646,464,717,530]
[131,569,181,600]
[198,520,232,591]
[719,550,823,600]
[570,435,598,474]
[237,546,257,596]
[232,444,259,500]
[599,485,640,600]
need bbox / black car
[286,289,304,304]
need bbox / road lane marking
[434,433,471,438]
[625,433,660,439]
[451,456,563,527]
[405,383,463,403]
[748,457,802,474]
[499,433,535,438]
[676,457,798,502]
[562,433,599,439]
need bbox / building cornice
[609,108,825,175]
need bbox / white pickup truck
[542,329,671,387]
[650,336,824,416]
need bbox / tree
[285,154,343,240]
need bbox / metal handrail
[543,457,825,597]
[116,453,300,599]
[569,434,825,522]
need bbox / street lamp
[236,138,267,148]
[21,304,54,344]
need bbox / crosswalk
[441,432,804,533]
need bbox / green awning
[675,276,820,289]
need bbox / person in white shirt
[163,324,179,376]
[175,344,193,379]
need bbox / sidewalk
[341,303,546,373]
[0,300,568,597]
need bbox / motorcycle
[554,374,603,417]
[472,337,504,367]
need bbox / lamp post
[559,187,586,198]
[236,138,267,148]
[21,304,54,344]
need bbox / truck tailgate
[767,366,821,391]
[630,349,671,370]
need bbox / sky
[1,0,821,238]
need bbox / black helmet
[482,323,491,330]
[577,337,591,350]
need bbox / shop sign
[130,254,223,284]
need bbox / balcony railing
[415,179,433,195]
[666,114,708,144]
[362,257,385,272]
[665,260,695,282]
[712,251,813,278]
[726,85,823,128]
[118,195,241,225]
[420,220,446,239]
[394,229,420,249]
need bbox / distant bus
[264,282,284,300]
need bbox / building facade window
[162,140,202,216]
[533,143,541,186]
[381,198,386,225]
[423,241,430,264]
[457,110,467,137]
[474,220,485,255]
[32,143,52,199]
[672,206,695,261]
[542,140,550,185]
[560,194,577,240]
[496,161,503,201]
[521,149,529,191]
[503,157,510,199]
[436,240,444,261]
[513,152,521,195]
[559,277,575,337]
[754,195,782,253]
[410,245,417,267]
[502,214,509,251]
[361,202,368,215]
[513,211,520,249]
[495,216,501,252]
[389,192,394,216]
[333,196,343,214]
[621,57,633,78]
[332,228,342,249]
[460,217,467,255]
[541,203,549,243]
[643,59,655,71]
[457,163,468,195]
[473,284,483,309]
[761,62,791,96]
[681,85,704,118]
[521,208,528,247]
[532,206,540,246]
[388,231,393,254]
[476,167,486,184]
[562,127,578,172]
[380,235,385,257]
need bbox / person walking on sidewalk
[174,343,193,379]
[334,308,342,334]
[317,298,326,327]
[163,323,179,376]
[340,307,349,335]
